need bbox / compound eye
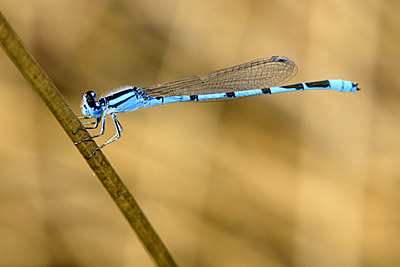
[84,91,96,99]
[83,91,101,110]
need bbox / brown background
[1,0,399,266]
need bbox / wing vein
[143,56,298,97]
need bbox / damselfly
[75,56,360,158]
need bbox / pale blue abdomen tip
[330,79,360,92]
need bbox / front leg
[75,113,107,145]
[73,117,101,134]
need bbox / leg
[74,117,101,134]
[87,114,123,158]
[75,113,107,145]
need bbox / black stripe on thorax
[106,87,139,108]
[108,95,136,108]
[106,88,135,101]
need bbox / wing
[142,56,298,97]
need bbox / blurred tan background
[1,0,399,266]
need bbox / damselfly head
[81,91,104,118]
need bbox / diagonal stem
[0,11,176,267]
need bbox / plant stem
[0,11,176,267]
